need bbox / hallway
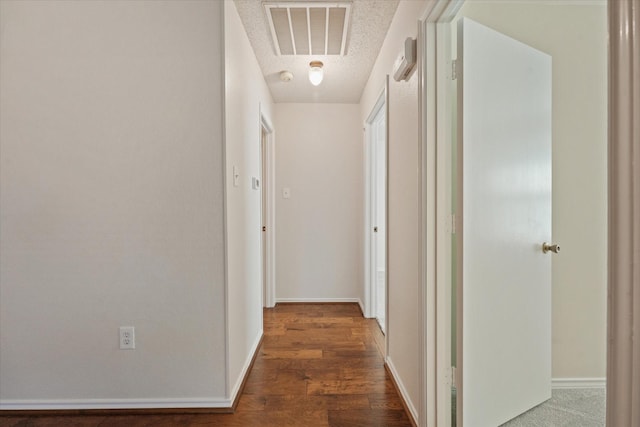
[0,304,413,427]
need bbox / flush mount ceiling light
[309,61,324,86]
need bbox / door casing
[259,107,276,308]
[419,2,614,427]
[418,2,465,425]
[364,78,389,352]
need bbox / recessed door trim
[259,106,276,308]
[364,77,389,350]
[418,1,466,425]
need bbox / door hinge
[452,59,458,81]
[450,213,457,234]
[451,366,457,386]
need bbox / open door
[260,114,275,308]
[373,104,387,334]
[260,125,268,308]
[366,82,388,336]
[457,18,553,426]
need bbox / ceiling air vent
[264,2,352,56]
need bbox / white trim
[418,9,436,427]
[364,79,389,336]
[341,5,351,56]
[552,378,607,389]
[364,121,373,318]
[365,85,387,124]
[220,0,231,402]
[275,298,362,304]
[228,330,263,402]
[435,18,456,427]
[419,1,464,426]
[264,4,282,56]
[363,84,385,320]
[0,398,232,410]
[386,356,419,424]
[260,106,276,309]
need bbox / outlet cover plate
[119,326,135,350]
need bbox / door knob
[374,227,378,233]
[542,242,560,254]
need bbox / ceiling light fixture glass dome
[308,61,324,86]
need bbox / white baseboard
[0,397,231,410]
[552,377,606,389]
[0,332,264,411]
[357,299,365,316]
[386,356,419,424]
[275,297,362,304]
[229,329,263,402]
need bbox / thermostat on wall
[393,37,417,82]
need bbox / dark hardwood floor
[0,303,413,427]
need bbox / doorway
[366,81,389,337]
[419,1,608,425]
[260,111,275,308]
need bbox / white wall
[0,0,228,407]
[274,103,363,303]
[359,0,427,421]
[224,0,274,398]
[456,0,607,380]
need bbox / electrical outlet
[119,326,135,350]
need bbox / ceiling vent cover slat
[264,2,352,56]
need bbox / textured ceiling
[233,0,400,104]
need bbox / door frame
[364,77,389,343]
[419,2,626,427]
[259,106,276,308]
[606,1,640,424]
[418,1,464,425]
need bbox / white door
[457,18,553,426]
[373,108,387,333]
[260,126,268,308]
[367,90,387,334]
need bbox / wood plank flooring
[0,303,413,427]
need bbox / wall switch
[283,188,291,199]
[119,326,135,350]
